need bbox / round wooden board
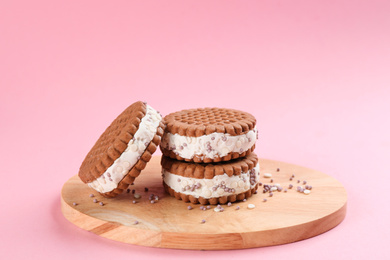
[61,156,347,250]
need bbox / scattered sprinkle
[227,202,232,207]
[304,190,311,195]
[269,192,273,197]
[243,199,247,202]
[201,219,206,224]
[99,202,104,206]
[264,173,272,178]
[131,183,134,185]
[132,190,135,194]
[303,181,307,185]
[270,179,274,183]
[132,200,136,204]
[134,193,141,199]
[72,202,77,206]
[187,206,193,210]
[271,186,278,192]
[144,187,149,192]
[93,199,98,203]
[89,194,95,197]
[284,189,288,192]
[288,184,293,189]
[150,200,155,204]
[297,180,300,183]
[247,204,255,209]
[236,206,240,210]
[214,207,221,212]
[133,220,139,225]
[263,198,267,202]
[277,168,280,172]
[206,206,211,209]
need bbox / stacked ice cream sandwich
[160,108,260,204]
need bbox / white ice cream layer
[163,163,260,199]
[88,105,162,193]
[161,127,258,160]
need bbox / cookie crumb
[247,204,255,209]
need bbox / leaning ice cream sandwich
[161,153,260,204]
[160,107,258,163]
[78,101,165,198]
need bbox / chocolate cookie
[160,107,257,163]
[161,153,260,204]
[78,101,165,198]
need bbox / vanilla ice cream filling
[162,127,258,160]
[163,163,260,199]
[88,105,162,193]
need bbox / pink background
[1,0,390,259]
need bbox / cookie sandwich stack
[160,108,260,205]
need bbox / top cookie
[78,101,165,197]
[161,107,257,163]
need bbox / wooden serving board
[61,156,347,250]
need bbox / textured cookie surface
[161,153,260,204]
[78,101,164,197]
[161,152,259,179]
[164,107,256,137]
[161,107,257,163]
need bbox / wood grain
[61,156,347,250]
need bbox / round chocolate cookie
[160,107,257,163]
[161,153,260,205]
[78,101,165,198]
